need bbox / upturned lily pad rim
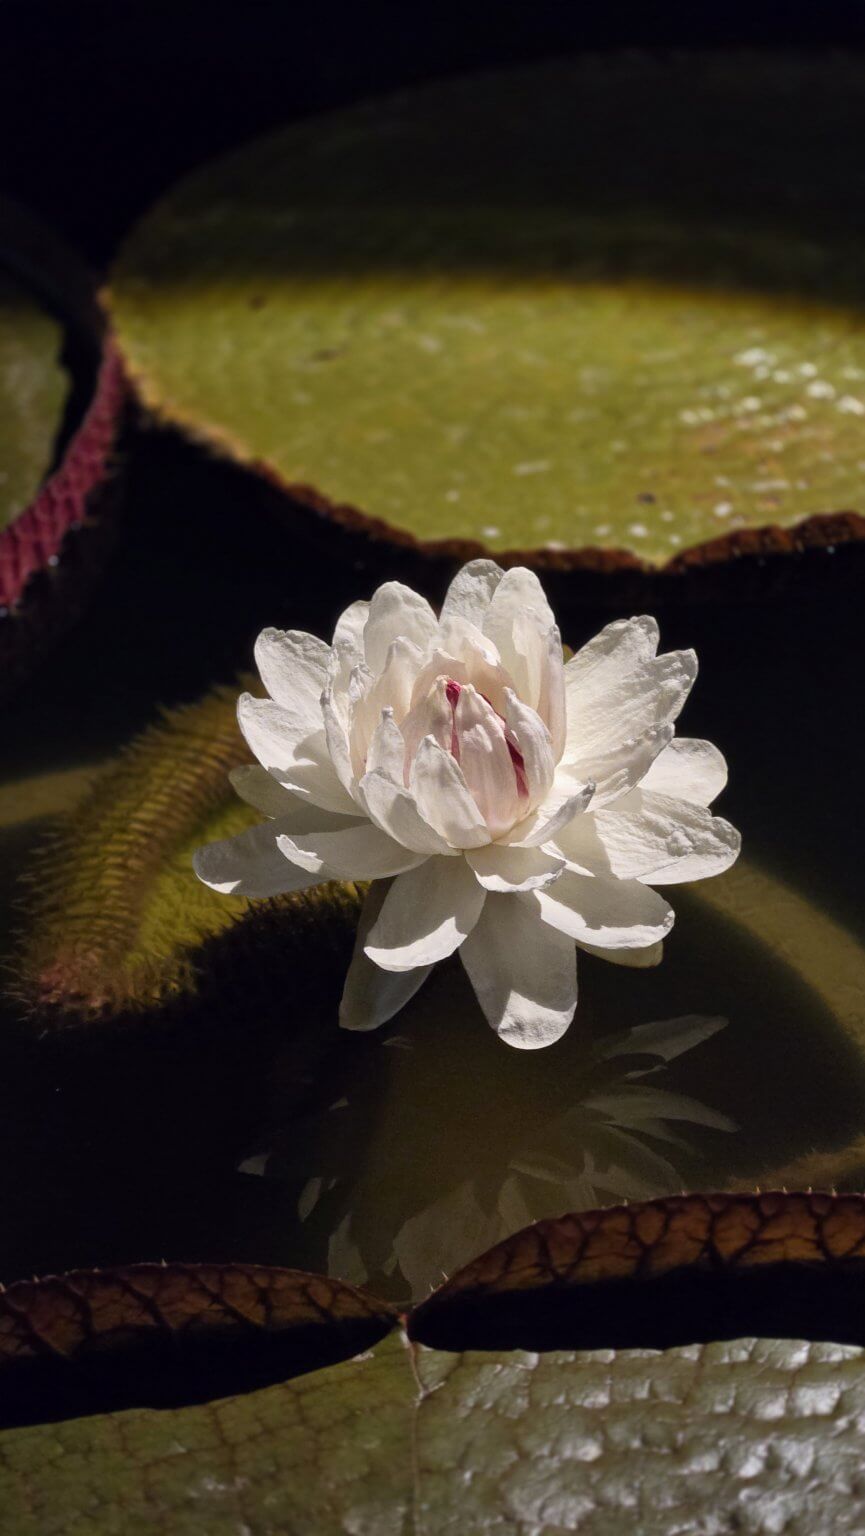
[2,1190,865,1430]
[0,198,125,614]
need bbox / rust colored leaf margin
[0,1262,396,1429]
[409,1191,865,1354]
[2,1193,865,1430]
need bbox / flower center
[444,678,528,799]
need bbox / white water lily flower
[194,560,740,1048]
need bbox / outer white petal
[277,819,424,880]
[533,869,675,949]
[193,817,329,898]
[229,764,300,819]
[563,643,697,767]
[558,722,674,809]
[363,582,438,672]
[560,789,740,884]
[358,770,453,856]
[237,694,356,814]
[410,736,490,849]
[321,689,354,793]
[564,614,659,696]
[454,684,521,837]
[229,766,356,825]
[466,843,564,892]
[460,893,577,1049]
[503,689,555,809]
[502,782,595,848]
[439,558,504,628]
[577,938,665,968]
[332,599,369,663]
[254,629,330,711]
[364,855,485,971]
[536,620,567,762]
[640,737,729,805]
[339,883,433,1031]
[563,614,691,757]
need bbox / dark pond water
[0,426,863,1302]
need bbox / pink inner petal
[445,677,527,799]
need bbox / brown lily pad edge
[2,1190,864,1429]
[0,199,127,695]
[120,353,865,609]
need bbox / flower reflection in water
[241,1002,735,1301]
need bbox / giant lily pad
[110,55,865,580]
[1,1195,865,1532]
[0,200,125,693]
[0,270,68,531]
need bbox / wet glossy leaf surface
[0,1335,860,1534]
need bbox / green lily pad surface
[3,1194,865,1534]
[3,1330,865,1534]
[0,270,67,530]
[111,55,865,564]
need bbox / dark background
[3,0,865,269]
[1,0,864,1307]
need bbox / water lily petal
[339,883,433,1030]
[533,869,675,948]
[229,765,356,824]
[454,684,521,837]
[461,893,577,1048]
[321,688,358,794]
[364,855,485,971]
[559,789,740,883]
[502,782,595,848]
[254,629,330,711]
[467,843,564,892]
[504,690,555,808]
[401,675,454,766]
[193,817,328,898]
[640,737,729,805]
[483,566,556,659]
[365,709,405,780]
[563,617,696,765]
[349,637,424,776]
[332,599,369,662]
[237,694,356,814]
[436,613,501,668]
[277,820,425,879]
[410,735,490,849]
[559,721,674,808]
[363,582,438,673]
[578,938,665,967]
[358,770,453,856]
[440,558,504,628]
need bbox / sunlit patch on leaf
[110,55,865,571]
